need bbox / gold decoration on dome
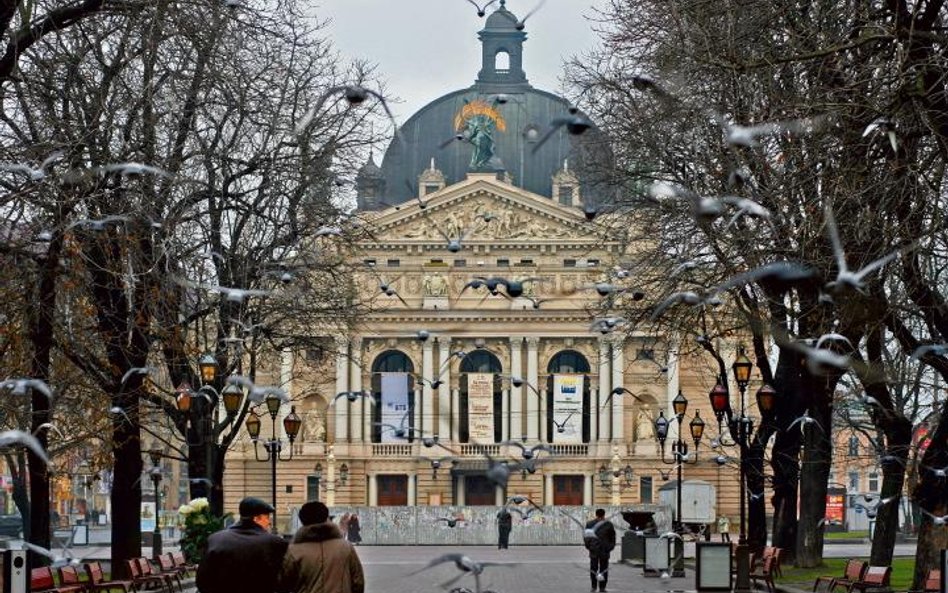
[454,100,507,132]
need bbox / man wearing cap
[196,497,288,593]
[279,501,365,593]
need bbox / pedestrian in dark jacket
[584,508,616,593]
[196,497,288,593]
[347,513,362,545]
[280,501,365,593]
[496,508,512,549]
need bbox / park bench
[124,558,169,593]
[814,559,869,593]
[84,561,137,593]
[169,552,196,577]
[750,554,776,592]
[151,556,184,593]
[763,546,785,577]
[29,566,85,593]
[923,569,941,593]
[846,566,892,593]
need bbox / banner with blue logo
[380,373,411,442]
[552,374,583,443]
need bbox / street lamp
[246,397,302,534]
[654,391,704,578]
[147,448,163,559]
[175,354,246,501]
[707,345,761,593]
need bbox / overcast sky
[310,0,609,121]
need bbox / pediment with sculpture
[371,189,590,243]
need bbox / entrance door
[553,475,584,505]
[465,475,496,506]
[377,475,408,506]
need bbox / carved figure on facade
[424,274,449,297]
[632,407,656,442]
[302,409,326,442]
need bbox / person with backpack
[584,508,616,593]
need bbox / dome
[357,154,382,179]
[484,3,519,31]
[375,2,614,208]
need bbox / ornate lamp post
[245,395,302,533]
[175,354,245,501]
[147,448,163,559]
[654,390,705,577]
[708,346,772,593]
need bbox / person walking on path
[339,513,351,541]
[196,497,288,593]
[496,507,512,549]
[584,508,616,593]
[347,513,362,545]
[718,515,731,542]
[280,501,365,593]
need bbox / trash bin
[621,531,646,562]
[619,511,656,563]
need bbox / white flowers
[179,498,208,516]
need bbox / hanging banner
[468,373,494,442]
[381,373,411,442]
[552,374,583,443]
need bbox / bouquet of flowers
[178,497,230,563]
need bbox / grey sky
[311,0,608,122]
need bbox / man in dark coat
[584,508,616,593]
[496,508,512,550]
[280,501,365,593]
[196,497,288,593]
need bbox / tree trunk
[869,416,911,565]
[770,347,804,564]
[747,424,776,554]
[110,391,143,576]
[26,238,60,564]
[914,510,948,590]
[794,374,835,568]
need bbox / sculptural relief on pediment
[381,196,586,242]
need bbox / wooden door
[465,475,496,506]
[553,475,584,505]
[377,475,408,506]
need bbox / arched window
[371,350,415,443]
[459,350,503,443]
[494,50,510,73]
[546,350,591,443]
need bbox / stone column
[526,337,540,441]
[597,338,610,442]
[326,453,336,506]
[368,474,378,506]
[495,485,505,506]
[451,387,461,442]
[501,388,509,441]
[611,339,625,442]
[509,337,524,440]
[334,337,349,442]
[350,338,364,442]
[457,476,466,506]
[408,473,417,506]
[583,474,593,506]
[362,341,373,442]
[422,340,434,437]
[539,385,548,443]
[413,386,423,436]
[544,473,554,506]
[437,337,452,439]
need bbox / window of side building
[848,436,859,457]
[848,471,859,491]
[868,472,879,492]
